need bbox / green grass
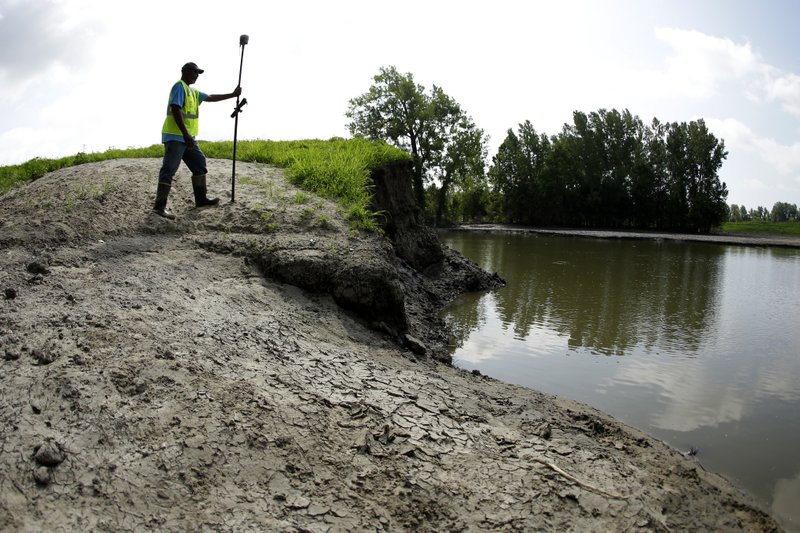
[0,138,410,231]
[0,147,164,193]
[719,220,800,237]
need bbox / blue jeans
[158,141,207,185]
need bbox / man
[153,62,242,219]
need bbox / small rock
[33,466,52,486]
[4,348,21,361]
[354,431,372,454]
[558,489,579,502]
[553,444,573,456]
[34,439,65,467]
[534,422,552,440]
[285,494,311,509]
[31,348,56,366]
[397,444,417,457]
[26,262,50,275]
[4,287,17,300]
[307,503,330,516]
[27,274,44,285]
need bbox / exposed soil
[0,159,782,531]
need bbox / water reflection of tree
[447,234,724,357]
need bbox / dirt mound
[0,159,781,531]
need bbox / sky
[1,0,799,209]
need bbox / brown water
[441,231,800,531]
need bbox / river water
[440,231,800,531]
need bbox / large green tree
[346,66,486,213]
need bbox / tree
[750,206,769,221]
[489,121,552,224]
[434,122,488,225]
[771,202,799,222]
[346,66,485,212]
[739,204,749,220]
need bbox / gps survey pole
[230,34,249,203]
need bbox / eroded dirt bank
[0,159,782,531]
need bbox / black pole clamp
[231,98,248,118]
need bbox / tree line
[347,66,787,233]
[730,202,799,222]
[487,112,729,232]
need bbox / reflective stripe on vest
[162,80,200,138]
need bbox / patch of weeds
[241,175,277,200]
[64,176,116,211]
[247,238,273,256]
[293,191,311,204]
[35,191,54,210]
[299,206,314,224]
[324,243,338,256]
[316,215,333,229]
[346,205,384,233]
[260,211,278,233]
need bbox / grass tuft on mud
[0,138,410,232]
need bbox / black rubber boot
[192,173,219,207]
[152,182,176,219]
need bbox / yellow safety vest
[162,80,200,138]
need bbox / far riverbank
[450,224,800,248]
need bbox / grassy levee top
[0,138,410,232]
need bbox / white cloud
[648,28,764,100]
[647,26,800,127]
[0,0,101,84]
[746,179,768,190]
[752,137,800,175]
[706,118,755,147]
[707,118,800,176]
[765,72,800,117]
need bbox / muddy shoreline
[0,159,783,531]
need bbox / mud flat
[0,159,782,531]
